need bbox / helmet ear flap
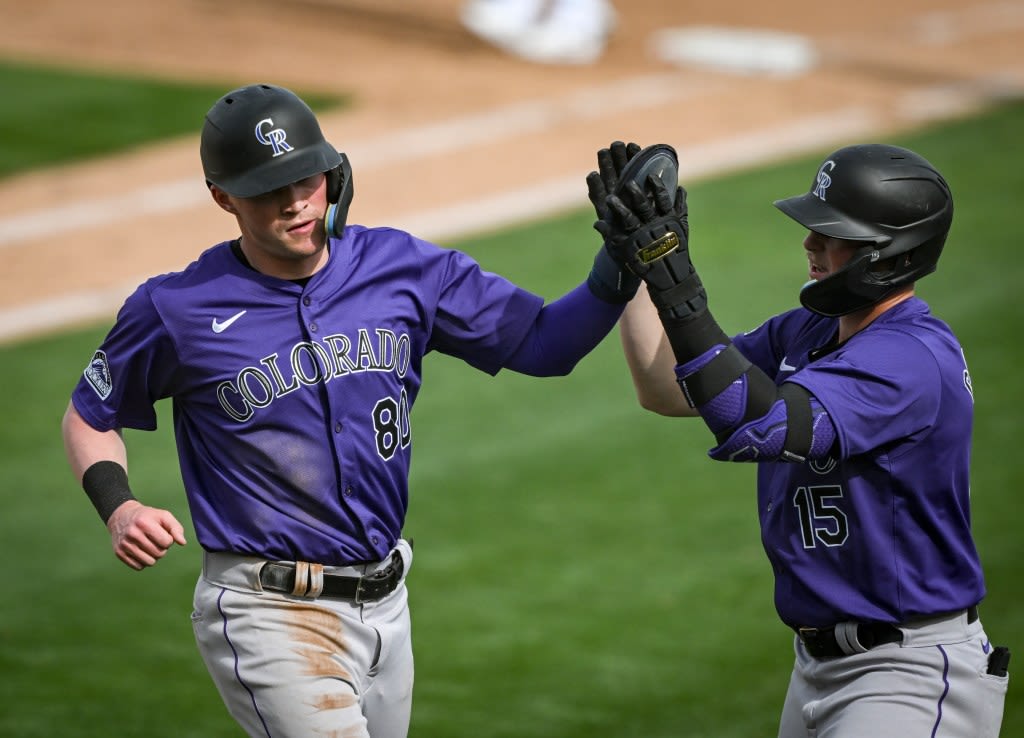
[325,153,354,238]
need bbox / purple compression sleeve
[503,281,624,376]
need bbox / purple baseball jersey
[71,225,544,565]
[731,297,985,627]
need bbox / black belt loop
[259,551,404,602]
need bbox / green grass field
[0,60,344,178]
[0,78,1020,736]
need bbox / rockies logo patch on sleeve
[84,350,113,399]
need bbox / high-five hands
[593,144,704,321]
[584,141,643,304]
[586,140,642,225]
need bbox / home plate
[651,26,819,77]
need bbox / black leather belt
[259,552,404,602]
[797,606,978,660]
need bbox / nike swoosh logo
[779,356,797,372]
[211,310,247,334]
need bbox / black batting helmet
[201,83,348,197]
[773,144,953,317]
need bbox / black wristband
[82,460,137,523]
[587,244,640,304]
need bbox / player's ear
[209,184,237,214]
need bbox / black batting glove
[585,142,643,304]
[586,141,643,223]
[601,175,707,321]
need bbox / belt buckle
[798,626,820,641]
[353,570,386,603]
[797,626,827,658]
[353,556,399,603]
[353,575,369,604]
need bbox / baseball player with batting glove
[587,141,1009,736]
[60,83,641,738]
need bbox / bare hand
[106,501,187,570]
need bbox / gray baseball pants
[778,609,1007,737]
[191,540,415,738]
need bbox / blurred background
[0,1,1021,735]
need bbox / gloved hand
[600,172,706,321]
[587,141,642,223]
[584,141,643,304]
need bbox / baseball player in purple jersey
[60,84,642,738]
[586,141,1009,736]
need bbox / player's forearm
[503,281,623,376]
[62,402,139,522]
[619,290,696,416]
[62,402,128,481]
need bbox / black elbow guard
[679,343,775,419]
[678,345,815,462]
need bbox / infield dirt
[1,0,1021,342]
